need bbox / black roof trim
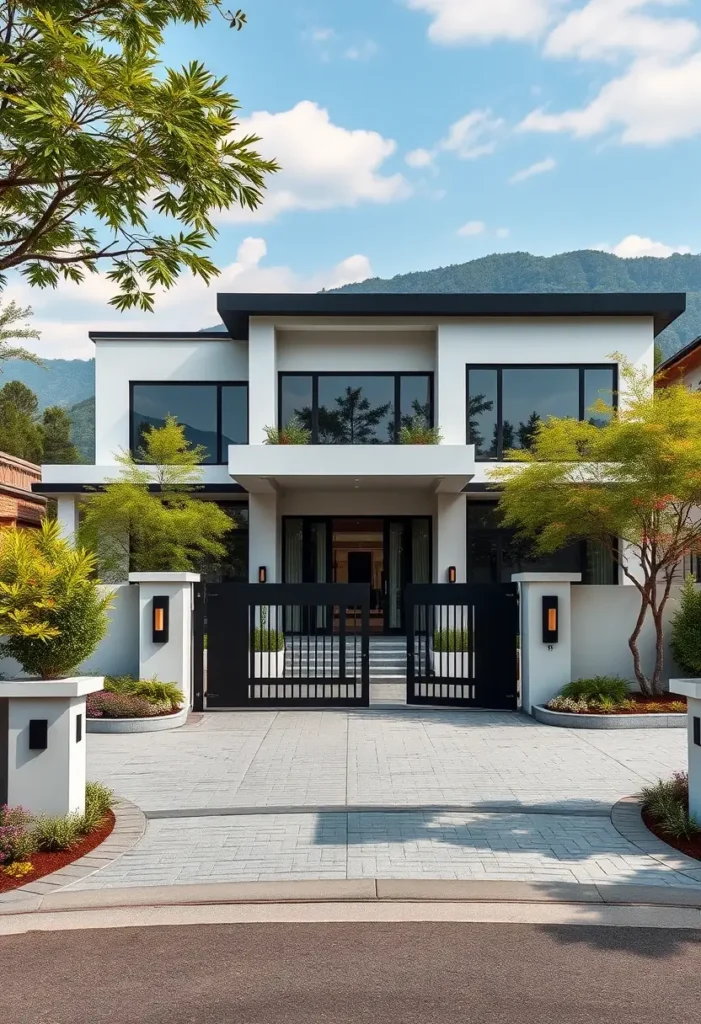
[217,292,686,340]
[32,482,246,495]
[657,334,701,374]
[89,331,230,342]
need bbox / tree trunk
[628,590,653,696]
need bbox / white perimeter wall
[0,584,139,681]
[94,338,248,462]
[571,584,683,686]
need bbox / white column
[0,677,104,817]
[56,495,79,543]
[436,324,468,444]
[513,572,581,715]
[248,492,279,583]
[129,572,200,708]
[435,493,467,582]
[247,320,277,443]
[668,680,701,822]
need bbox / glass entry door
[382,518,431,634]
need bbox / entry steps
[282,636,407,682]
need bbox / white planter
[429,645,471,679]
[253,646,286,678]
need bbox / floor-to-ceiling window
[130,382,248,463]
[279,372,434,444]
[466,365,616,460]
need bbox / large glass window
[279,373,433,444]
[131,382,247,464]
[467,365,616,460]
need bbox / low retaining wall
[87,706,188,734]
[534,705,686,730]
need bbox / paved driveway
[72,710,699,891]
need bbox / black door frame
[282,515,433,635]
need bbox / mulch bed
[559,693,688,715]
[642,807,701,861]
[0,810,115,894]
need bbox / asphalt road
[3,922,700,1024]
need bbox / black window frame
[466,363,619,461]
[278,370,434,445]
[129,380,249,465]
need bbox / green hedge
[433,629,469,652]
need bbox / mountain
[0,357,94,410]
[67,396,95,463]
[331,249,701,359]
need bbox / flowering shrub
[547,696,591,713]
[3,861,33,879]
[0,783,114,867]
[87,691,170,718]
[0,805,35,864]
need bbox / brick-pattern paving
[67,808,701,890]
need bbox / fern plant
[398,416,442,445]
[263,417,311,445]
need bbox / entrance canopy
[228,444,475,494]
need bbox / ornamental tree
[0,2,277,310]
[491,360,701,695]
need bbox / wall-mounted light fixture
[542,596,559,644]
[152,596,169,644]
[29,719,48,751]
[258,565,267,584]
[694,716,700,748]
[447,566,457,584]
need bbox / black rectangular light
[29,719,48,751]
[542,596,559,644]
[76,713,83,743]
[694,716,700,748]
[152,596,169,644]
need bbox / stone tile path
[77,710,696,891]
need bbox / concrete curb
[3,877,701,917]
[533,705,686,729]
[87,706,188,733]
[0,797,147,910]
[610,795,701,883]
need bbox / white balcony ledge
[227,444,475,494]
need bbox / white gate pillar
[129,572,200,709]
[512,572,581,715]
[669,680,701,823]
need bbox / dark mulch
[0,810,115,894]
[642,808,701,861]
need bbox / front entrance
[282,516,432,635]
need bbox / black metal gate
[194,583,370,709]
[405,583,519,710]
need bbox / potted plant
[252,607,286,677]
[263,416,311,445]
[430,627,470,678]
[398,416,442,445]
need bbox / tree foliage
[0,2,278,310]
[670,575,701,678]
[41,403,79,462]
[0,379,79,462]
[80,415,233,578]
[0,297,41,364]
[0,518,112,678]
[492,359,701,694]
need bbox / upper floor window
[467,365,616,461]
[130,382,248,464]
[279,372,433,445]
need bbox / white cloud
[595,234,692,258]
[405,147,436,168]
[405,0,558,44]
[519,52,701,144]
[496,227,511,238]
[440,110,504,159]
[457,220,486,237]
[220,101,410,222]
[509,156,557,182]
[310,27,335,42]
[344,40,379,60]
[545,0,700,63]
[5,239,374,360]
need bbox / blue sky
[9,0,701,359]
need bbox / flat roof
[89,330,228,341]
[217,292,686,339]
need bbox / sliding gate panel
[205,583,370,709]
[405,584,519,710]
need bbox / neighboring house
[34,292,685,636]
[0,451,46,529]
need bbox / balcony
[228,444,475,494]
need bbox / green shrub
[560,676,629,703]
[641,773,701,840]
[398,416,443,445]
[104,675,183,710]
[32,814,83,852]
[0,520,112,679]
[433,629,469,652]
[671,574,701,676]
[253,628,285,652]
[80,782,114,832]
[263,416,311,445]
[0,805,36,864]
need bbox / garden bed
[534,704,686,729]
[0,810,115,894]
[642,807,701,862]
[87,704,188,733]
[552,693,687,715]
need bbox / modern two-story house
[35,292,685,645]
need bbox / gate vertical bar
[192,582,205,712]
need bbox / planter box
[253,646,286,678]
[429,645,471,679]
[87,705,188,734]
[534,705,686,730]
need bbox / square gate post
[668,680,701,822]
[129,572,201,709]
[512,573,581,715]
